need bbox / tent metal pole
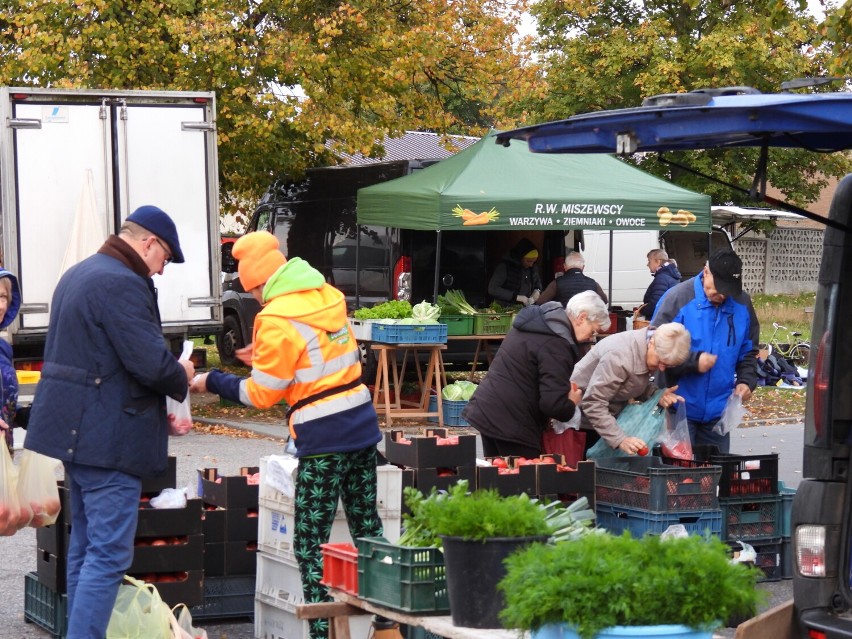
[607,230,614,310]
[433,230,442,303]
[355,227,361,308]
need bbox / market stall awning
[356,133,710,232]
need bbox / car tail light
[797,525,826,577]
[393,256,411,301]
[807,630,827,639]
[812,331,830,439]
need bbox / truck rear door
[4,89,219,341]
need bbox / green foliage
[509,0,852,209]
[752,292,815,343]
[499,532,765,638]
[0,0,534,213]
[403,480,550,542]
[352,300,412,320]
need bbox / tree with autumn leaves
[0,0,848,216]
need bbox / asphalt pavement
[0,415,804,639]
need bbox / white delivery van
[581,228,732,310]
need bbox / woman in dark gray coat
[462,291,610,458]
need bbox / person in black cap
[23,205,194,639]
[649,248,759,453]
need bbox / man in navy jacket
[651,249,759,453]
[25,205,194,639]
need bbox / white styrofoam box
[258,497,401,563]
[256,552,303,608]
[348,318,375,342]
[260,456,403,512]
[254,584,372,639]
[255,597,308,639]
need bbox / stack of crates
[593,456,723,538]
[712,452,784,582]
[131,456,204,607]
[25,482,69,638]
[192,465,261,620]
[254,456,402,639]
[779,480,797,579]
[384,429,478,507]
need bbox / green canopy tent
[355,133,711,301]
[356,133,710,232]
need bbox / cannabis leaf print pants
[294,446,384,639]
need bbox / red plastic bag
[661,402,693,460]
[542,423,586,467]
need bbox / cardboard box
[130,534,204,573]
[197,467,259,509]
[136,498,203,537]
[36,550,65,593]
[476,464,537,496]
[536,460,596,505]
[410,466,477,495]
[140,455,177,495]
[383,429,476,469]
[201,506,226,543]
[132,569,204,608]
[203,540,258,577]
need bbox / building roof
[334,131,480,165]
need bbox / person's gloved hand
[531,289,541,302]
[516,294,530,305]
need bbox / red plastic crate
[320,543,359,595]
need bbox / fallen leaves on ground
[743,386,806,425]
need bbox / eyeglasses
[153,238,173,265]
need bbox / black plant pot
[440,534,548,629]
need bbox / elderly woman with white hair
[462,290,611,459]
[570,322,692,456]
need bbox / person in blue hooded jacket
[641,249,681,321]
[0,268,24,452]
[650,249,759,453]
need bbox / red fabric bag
[541,425,587,467]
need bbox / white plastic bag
[150,487,188,509]
[16,450,62,527]
[167,341,194,436]
[713,394,750,436]
[264,454,299,500]
[551,408,582,434]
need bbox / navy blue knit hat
[126,205,185,263]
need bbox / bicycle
[766,322,811,367]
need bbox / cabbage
[412,300,441,322]
[442,384,464,400]
[441,380,478,401]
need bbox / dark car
[219,160,570,374]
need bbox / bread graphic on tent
[657,206,696,227]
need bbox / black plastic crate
[24,572,67,638]
[188,575,255,620]
[710,453,779,498]
[720,494,782,541]
[595,456,721,513]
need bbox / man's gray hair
[566,290,610,331]
[564,251,585,270]
[647,248,669,261]
[653,322,691,366]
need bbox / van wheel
[216,315,246,368]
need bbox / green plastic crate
[473,312,513,335]
[24,572,67,638]
[356,537,449,614]
[439,314,474,336]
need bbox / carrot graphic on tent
[452,204,500,226]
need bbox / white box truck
[0,87,221,363]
